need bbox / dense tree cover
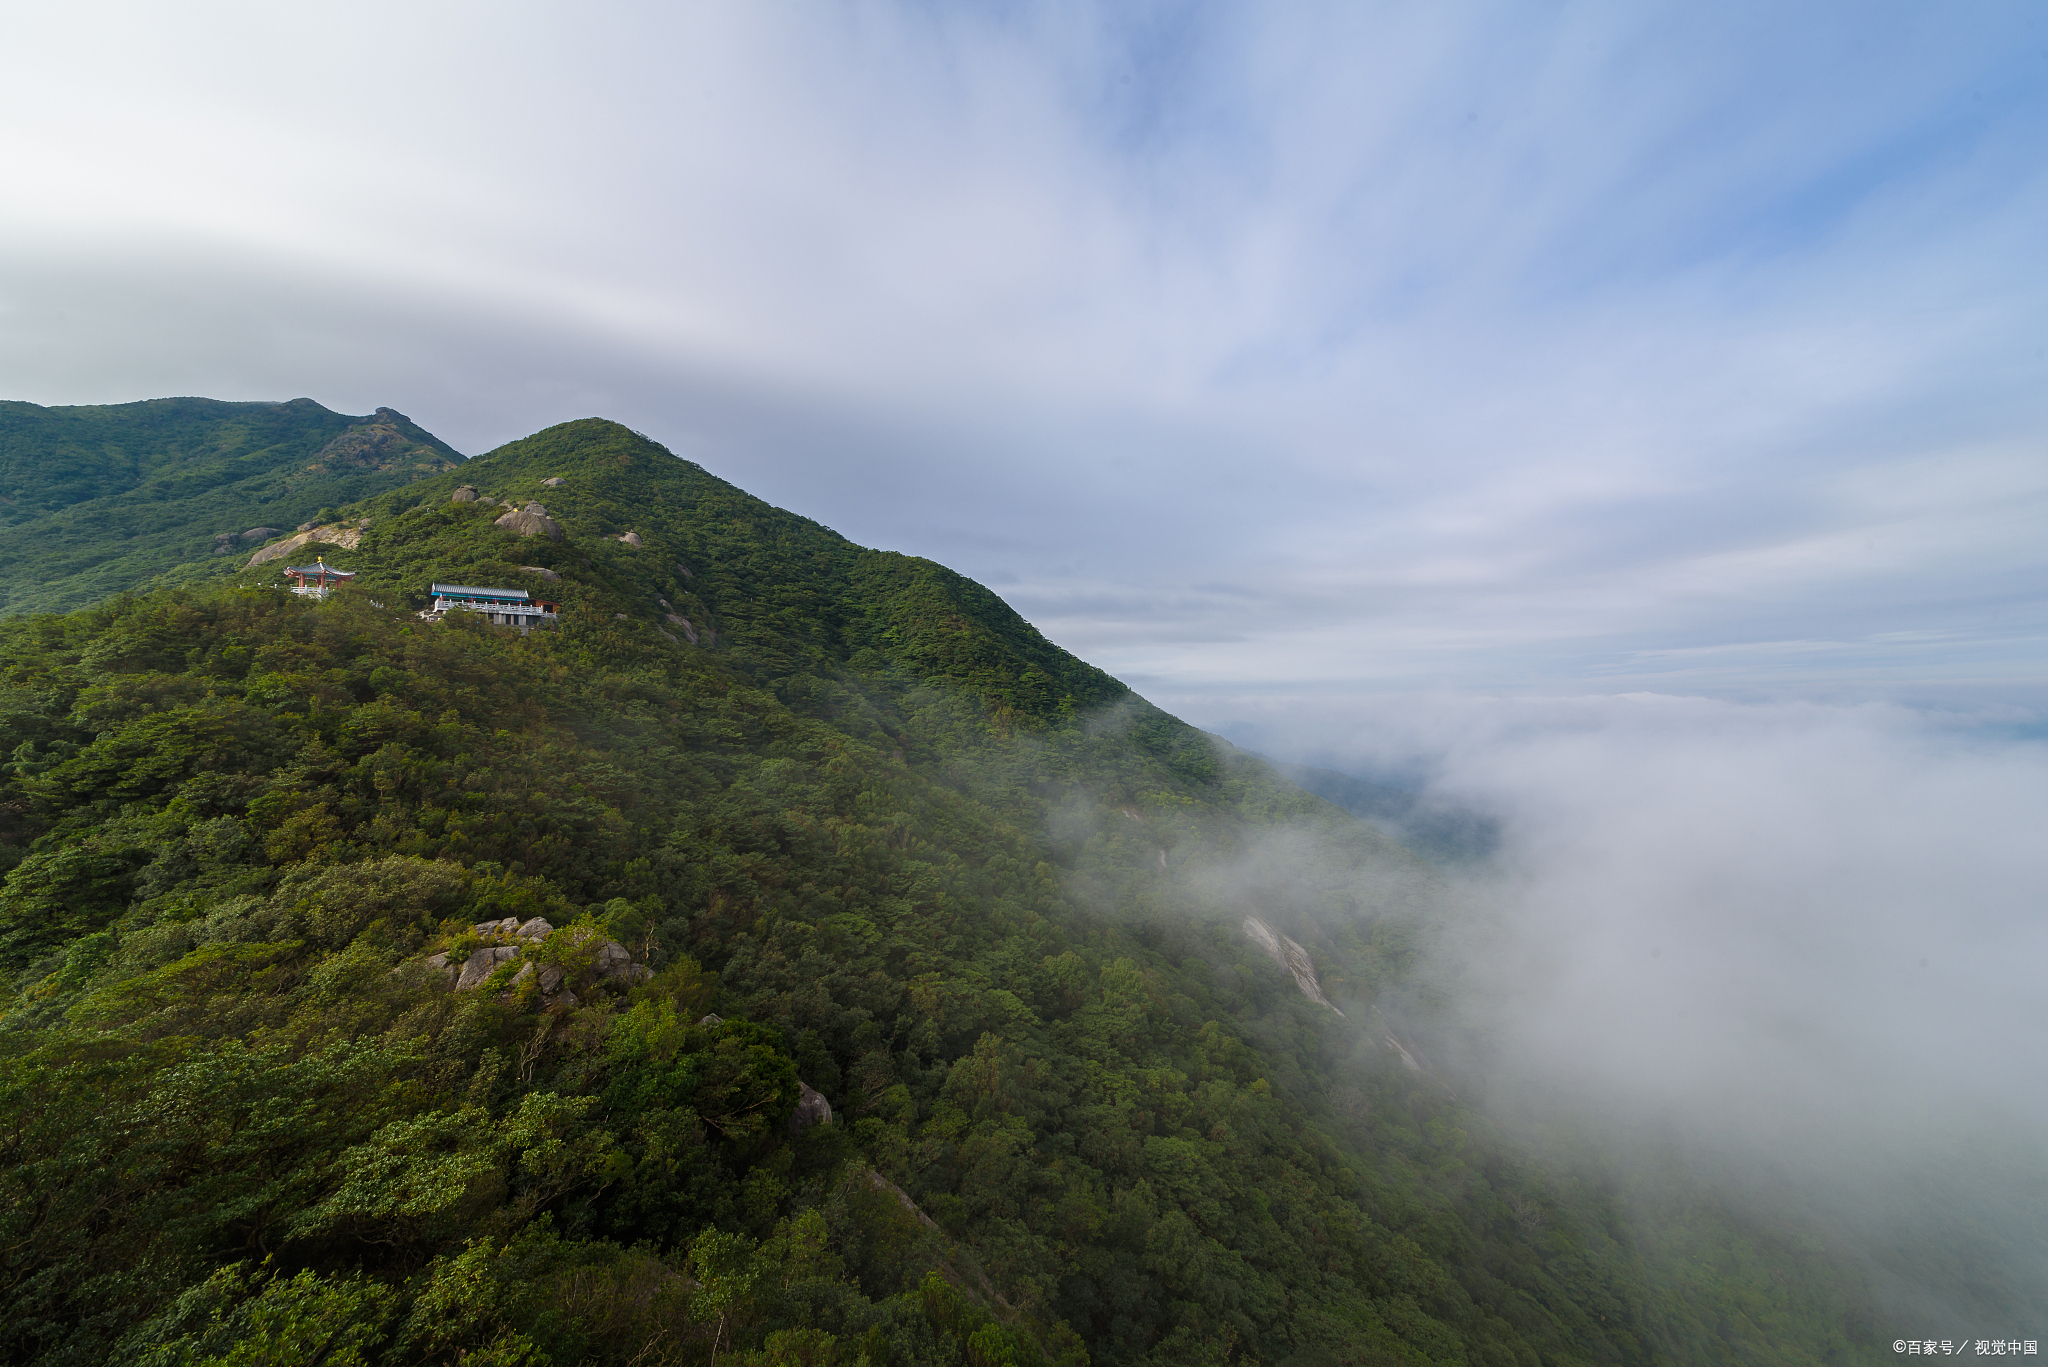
[0,420,1887,1365]
[0,398,461,618]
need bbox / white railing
[423,596,559,629]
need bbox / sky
[7,1,2048,1307]
[4,0,2045,714]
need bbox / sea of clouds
[1206,689,2048,1324]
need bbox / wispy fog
[1215,691,2048,1323]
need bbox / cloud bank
[1217,690,2048,1321]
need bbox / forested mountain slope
[0,397,462,618]
[0,419,1884,1365]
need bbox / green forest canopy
[0,417,1900,1365]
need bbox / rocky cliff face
[1242,915,1344,1016]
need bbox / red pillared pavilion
[284,558,355,599]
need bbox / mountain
[0,397,463,618]
[0,416,1896,1365]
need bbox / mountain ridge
[0,396,463,618]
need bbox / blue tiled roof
[430,583,532,602]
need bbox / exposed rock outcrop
[790,1082,833,1137]
[304,410,455,477]
[868,1170,941,1231]
[541,477,566,487]
[1237,918,1443,1085]
[593,939,644,982]
[479,916,555,942]
[451,485,479,503]
[520,565,561,582]
[422,916,646,1005]
[495,501,563,540]
[453,945,519,989]
[1242,916,1344,1017]
[247,524,364,567]
[615,531,642,547]
[1378,1024,1424,1073]
[664,614,698,644]
[511,961,569,996]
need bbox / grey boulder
[789,1082,833,1137]
[495,503,563,540]
[455,945,519,990]
[595,940,651,984]
[512,962,568,995]
[470,916,552,942]
[422,918,644,1000]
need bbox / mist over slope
[0,412,1973,1364]
[1219,691,2048,1337]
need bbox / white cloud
[1211,690,2048,1123]
[1208,690,2048,1312]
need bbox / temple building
[284,559,355,600]
[420,582,560,631]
